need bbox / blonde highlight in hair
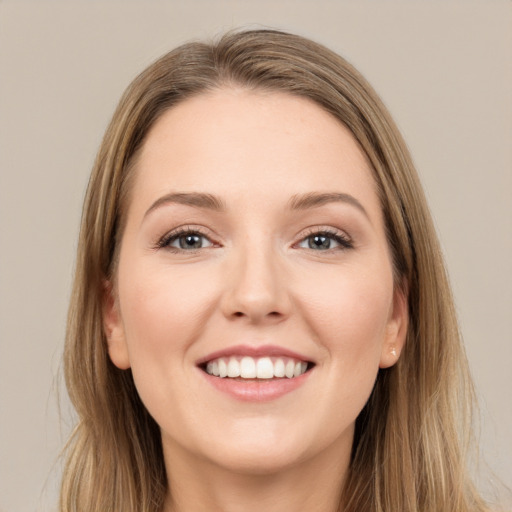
[61,29,490,511]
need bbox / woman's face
[104,89,407,475]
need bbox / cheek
[117,260,220,365]
[309,270,390,330]
[115,261,221,423]
[297,261,393,370]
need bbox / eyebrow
[288,192,369,218]
[144,192,226,218]
[144,190,368,219]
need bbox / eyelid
[155,225,219,251]
[293,226,353,250]
[153,224,353,252]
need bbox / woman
[61,29,491,511]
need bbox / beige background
[0,1,510,511]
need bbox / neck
[162,439,350,512]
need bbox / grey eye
[299,233,339,250]
[297,231,352,251]
[308,234,332,250]
[168,233,213,250]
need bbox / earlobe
[102,280,131,370]
[379,284,408,369]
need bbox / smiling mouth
[201,356,314,380]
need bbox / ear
[102,280,131,370]
[379,283,408,369]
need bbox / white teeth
[205,356,310,379]
[240,357,256,378]
[285,360,295,379]
[227,358,240,378]
[256,357,274,379]
[218,359,228,378]
[207,360,220,377]
[274,358,285,378]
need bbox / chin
[189,418,337,476]
[206,442,309,476]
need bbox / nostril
[233,311,281,318]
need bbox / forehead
[130,88,379,217]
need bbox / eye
[297,230,353,251]
[158,228,214,251]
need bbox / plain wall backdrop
[0,1,510,511]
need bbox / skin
[104,88,408,512]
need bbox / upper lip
[196,344,314,366]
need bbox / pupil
[180,234,201,249]
[310,235,330,250]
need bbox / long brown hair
[61,29,490,511]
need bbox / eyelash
[295,227,353,251]
[155,226,215,253]
[155,226,353,253]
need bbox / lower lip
[200,369,312,402]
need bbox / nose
[220,241,291,324]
